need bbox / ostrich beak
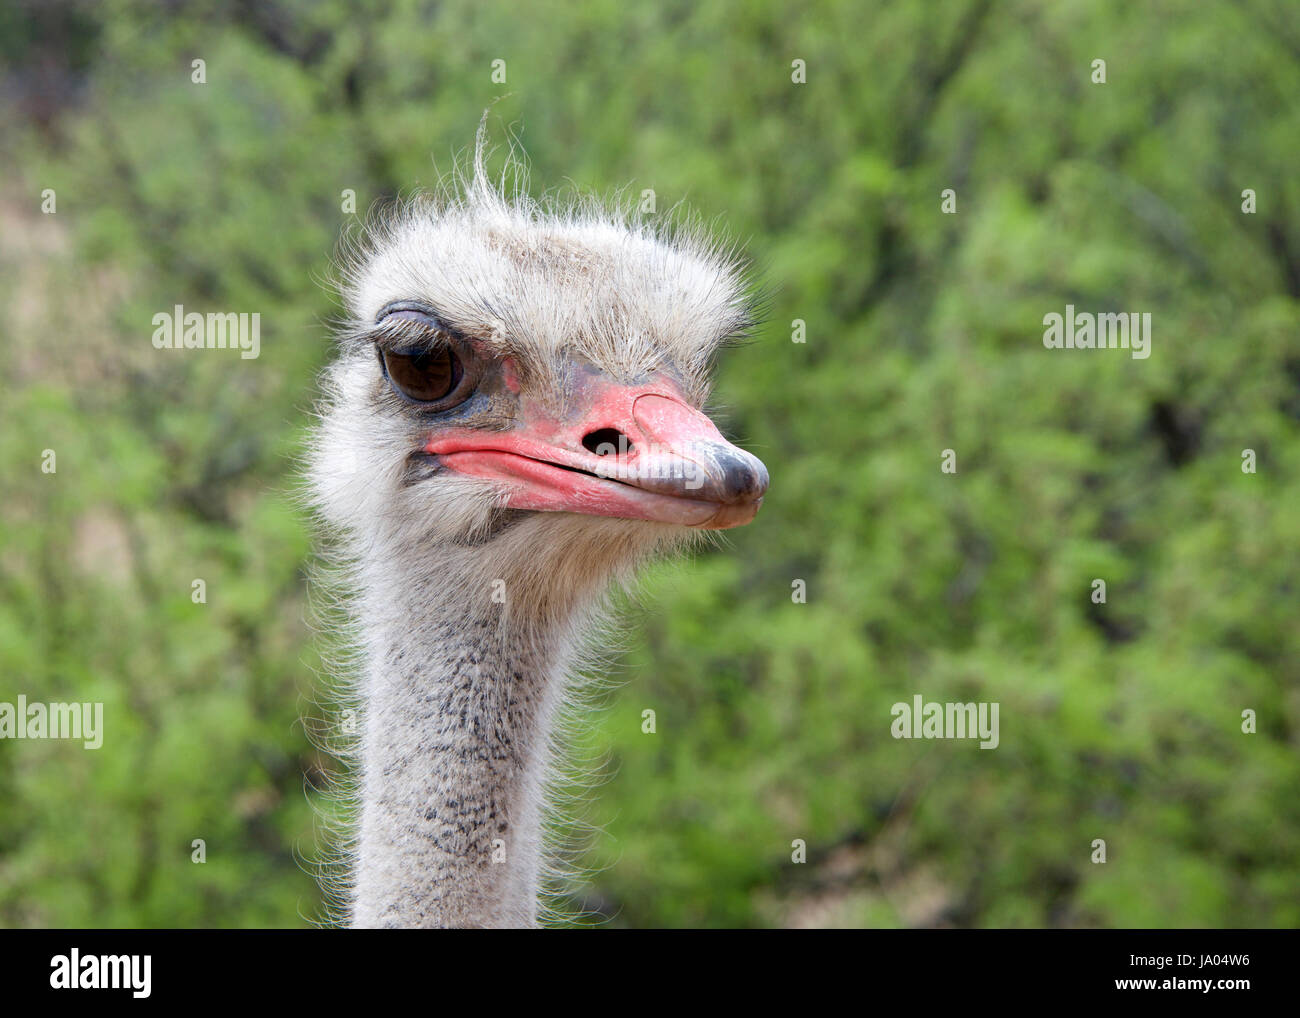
[427,374,768,529]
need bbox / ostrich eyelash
[369,314,455,356]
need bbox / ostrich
[308,134,768,928]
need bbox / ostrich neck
[350,542,574,928]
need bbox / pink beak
[427,375,768,529]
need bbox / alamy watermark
[50,950,150,998]
[151,304,260,359]
[586,434,706,489]
[1043,305,1151,360]
[891,694,999,749]
[0,695,103,749]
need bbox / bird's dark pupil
[385,347,458,402]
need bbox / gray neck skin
[350,550,569,928]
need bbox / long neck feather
[351,550,568,927]
[346,513,672,928]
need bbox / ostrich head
[307,134,768,926]
[312,144,768,621]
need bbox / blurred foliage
[1,0,1297,928]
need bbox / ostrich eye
[379,346,463,403]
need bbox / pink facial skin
[427,375,768,530]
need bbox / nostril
[582,428,633,456]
